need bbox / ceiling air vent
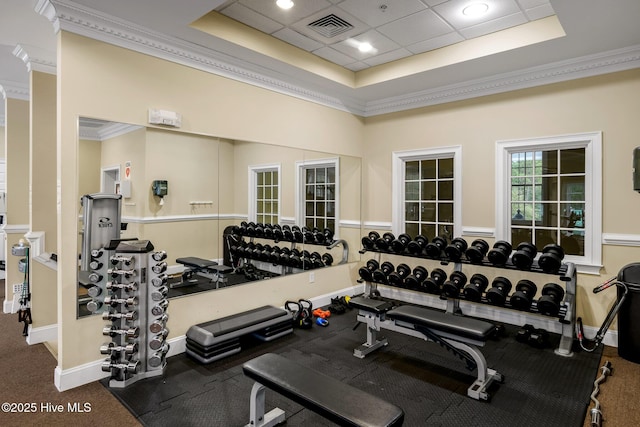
[307,14,354,38]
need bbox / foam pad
[387,305,494,341]
[243,353,405,427]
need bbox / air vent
[307,14,354,38]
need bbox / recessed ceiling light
[276,0,294,10]
[358,42,373,53]
[462,2,489,17]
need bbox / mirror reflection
[77,118,361,318]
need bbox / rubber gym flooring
[103,302,603,427]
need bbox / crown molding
[0,80,29,101]
[12,44,57,75]
[78,119,143,141]
[46,1,640,118]
[366,44,640,116]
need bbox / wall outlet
[309,272,315,283]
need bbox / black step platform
[186,305,293,364]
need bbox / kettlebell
[285,300,303,328]
[298,299,313,329]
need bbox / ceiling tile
[517,0,550,9]
[237,0,332,25]
[459,12,528,39]
[432,0,522,29]
[272,27,324,51]
[524,4,555,20]
[363,48,414,67]
[377,9,453,46]
[344,61,369,71]
[407,31,465,54]
[220,2,283,34]
[337,0,427,27]
[312,46,358,65]
[332,30,401,61]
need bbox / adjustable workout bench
[242,353,405,427]
[349,296,503,401]
[172,257,232,289]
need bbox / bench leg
[246,382,286,427]
[445,339,504,401]
[354,311,388,358]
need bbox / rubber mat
[103,305,603,427]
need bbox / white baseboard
[26,324,57,345]
[3,299,12,313]
[582,325,618,347]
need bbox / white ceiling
[0,0,639,120]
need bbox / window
[392,147,462,239]
[297,158,339,233]
[248,164,280,224]
[497,132,602,273]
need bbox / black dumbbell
[238,221,249,236]
[246,222,257,237]
[361,231,380,250]
[407,235,428,255]
[537,283,565,316]
[425,236,448,258]
[272,224,284,242]
[290,249,304,268]
[422,268,447,293]
[512,242,538,270]
[388,263,411,287]
[321,253,333,266]
[528,328,549,348]
[465,239,489,264]
[263,224,274,239]
[358,259,380,282]
[391,233,412,254]
[282,225,294,242]
[404,266,428,290]
[302,227,315,244]
[516,324,535,343]
[376,232,396,251]
[445,237,468,262]
[278,247,292,266]
[463,273,489,302]
[442,271,468,298]
[268,246,282,263]
[487,240,513,266]
[510,279,538,311]
[323,228,334,244]
[486,276,513,306]
[309,252,325,269]
[538,244,565,273]
[292,226,304,243]
[260,245,273,261]
[372,261,395,284]
[255,223,265,238]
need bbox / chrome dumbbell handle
[108,269,137,278]
[149,314,169,333]
[151,286,168,301]
[152,262,168,274]
[104,296,138,307]
[100,342,138,355]
[102,310,138,322]
[110,255,134,266]
[150,300,169,316]
[152,251,167,262]
[102,326,140,338]
[106,281,138,292]
[101,359,139,374]
[151,274,168,287]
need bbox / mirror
[77,118,361,317]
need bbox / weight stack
[618,262,640,364]
[99,240,170,388]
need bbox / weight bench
[350,296,503,401]
[242,353,405,427]
[172,257,232,289]
[185,306,293,364]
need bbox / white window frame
[496,132,602,274]
[392,146,463,237]
[248,163,281,224]
[295,157,340,236]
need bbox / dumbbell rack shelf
[87,240,171,388]
[359,246,577,358]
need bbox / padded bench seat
[243,353,404,427]
[176,256,218,270]
[386,305,495,342]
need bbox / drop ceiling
[0,0,639,118]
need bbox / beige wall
[0,125,5,156]
[363,69,640,327]
[29,70,58,329]
[58,31,364,370]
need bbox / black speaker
[634,147,640,192]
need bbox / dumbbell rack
[87,239,170,388]
[229,222,344,277]
[359,239,577,358]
